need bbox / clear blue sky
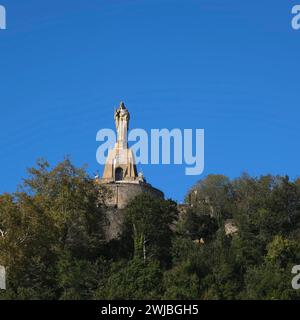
[0,0,299,202]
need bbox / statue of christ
[114,102,130,149]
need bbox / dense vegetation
[1,159,300,300]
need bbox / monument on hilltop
[101,102,138,183]
[97,102,164,240]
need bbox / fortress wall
[103,182,164,209]
[102,182,164,240]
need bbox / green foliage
[56,252,109,300]
[186,174,233,225]
[180,174,300,300]
[124,194,178,267]
[163,262,199,300]
[95,258,163,300]
[184,209,218,241]
[0,159,108,299]
[1,164,300,300]
[244,235,300,300]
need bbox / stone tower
[101,102,138,183]
[97,102,164,240]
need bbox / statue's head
[115,102,129,121]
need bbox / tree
[163,262,199,300]
[243,235,300,301]
[2,166,300,300]
[184,208,218,242]
[186,175,234,225]
[0,159,108,299]
[124,194,178,267]
[95,258,163,300]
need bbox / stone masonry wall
[102,182,164,241]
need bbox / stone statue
[114,102,130,149]
[101,101,138,182]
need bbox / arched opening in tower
[115,167,123,181]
